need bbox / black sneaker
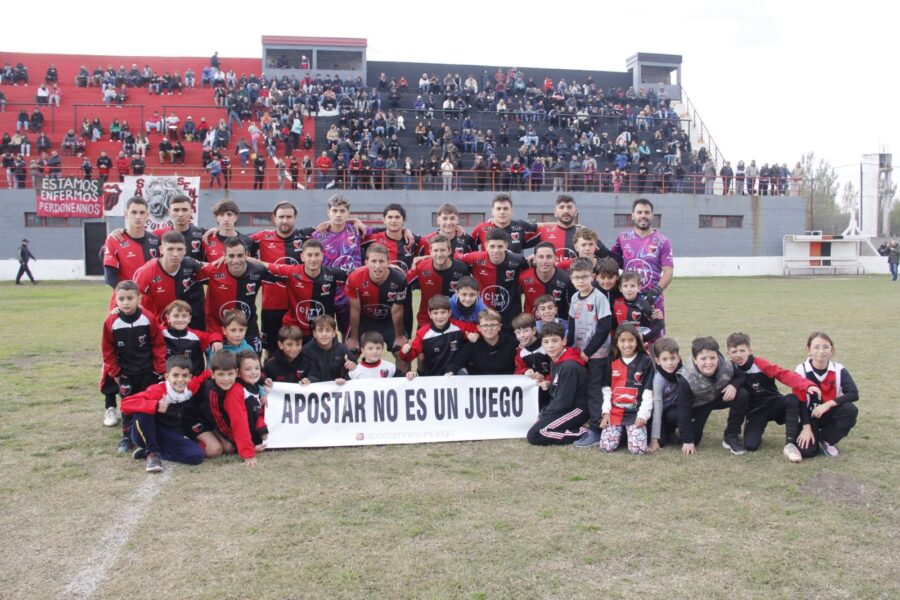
[116,437,133,454]
[145,453,163,473]
[132,447,147,460]
[721,435,747,455]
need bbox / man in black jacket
[16,239,37,285]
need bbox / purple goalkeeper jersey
[312,224,370,303]
[611,229,674,292]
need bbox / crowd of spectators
[1,58,805,195]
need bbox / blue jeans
[890,261,898,281]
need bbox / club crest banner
[102,175,200,231]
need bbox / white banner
[266,375,539,448]
[102,175,200,232]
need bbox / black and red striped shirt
[460,250,529,325]
[251,228,314,311]
[153,224,207,261]
[406,257,470,328]
[345,266,408,321]
[417,231,477,258]
[202,231,257,262]
[133,256,208,327]
[517,266,574,316]
[198,262,277,334]
[471,219,538,254]
[362,230,420,273]
[267,263,348,337]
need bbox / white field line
[59,466,173,599]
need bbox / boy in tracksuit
[526,322,590,445]
[162,300,222,375]
[726,332,822,463]
[100,280,167,453]
[263,325,306,383]
[121,356,207,472]
[399,295,475,376]
[512,312,553,410]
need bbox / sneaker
[116,437,133,454]
[573,429,603,448]
[103,407,119,427]
[132,447,147,460]
[783,443,803,463]
[819,441,839,457]
[145,453,163,472]
[721,435,747,455]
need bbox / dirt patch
[801,472,869,507]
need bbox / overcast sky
[6,0,896,188]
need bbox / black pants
[585,357,608,432]
[16,262,35,283]
[743,394,796,451]
[679,388,749,445]
[785,398,858,458]
[102,371,159,434]
[650,403,679,446]
[527,406,589,446]
[261,308,287,355]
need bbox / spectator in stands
[17,133,31,157]
[158,137,175,164]
[145,111,162,134]
[734,160,745,195]
[61,130,76,156]
[759,163,770,196]
[184,68,196,89]
[96,151,112,185]
[182,116,196,142]
[745,160,758,195]
[91,117,103,142]
[135,133,149,158]
[720,161,733,195]
[172,140,185,164]
[110,119,122,142]
[791,161,804,196]
[116,151,130,181]
[703,159,716,195]
[253,152,266,190]
[131,153,145,175]
[35,132,51,155]
[166,113,180,141]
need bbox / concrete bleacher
[0,52,315,189]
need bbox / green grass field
[1,277,898,599]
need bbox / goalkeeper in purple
[611,198,674,315]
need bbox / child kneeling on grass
[792,331,859,459]
[235,350,269,453]
[181,350,259,467]
[526,322,590,446]
[121,356,207,472]
[599,324,655,454]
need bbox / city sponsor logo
[295,300,326,327]
[481,285,511,311]
[364,304,391,320]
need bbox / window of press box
[614,214,661,228]
[430,212,485,227]
[699,215,743,229]
[237,213,273,227]
[25,212,78,227]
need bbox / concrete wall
[0,188,807,279]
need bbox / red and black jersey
[163,327,222,375]
[153,224,207,261]
[133,257,208,327]
[515,338,553,376]
[182,379,256,458]
[460,250,529,325]
[202,231,257,262]
[399,320,472,376]
[101,307,167,378]
[345,266,408,321]
[518,267,574,316]
[417,231,476,258]
[536,224,580,260]
[251,227,314,311]
[198,262,278,334]
[267,264,348,337]
[363,230,420,272]
[611,296,665,344]
[103,231,160,283]
[606,354,654,426]
[471,219,539,254]
[406,257,470,328]
[239,380,268,446]
[121,371,212,429]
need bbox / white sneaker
[103,407,119,427]
[819,441,840,458]
[783,443,802,463]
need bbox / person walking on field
[16,238,38,284]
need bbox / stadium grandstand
[0,39,813,280]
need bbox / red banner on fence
[36,178,104,218]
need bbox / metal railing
[2,165,804,197]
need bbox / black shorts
[183,419,211,441]
[359,317,400,351]
[261,309,287,353]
